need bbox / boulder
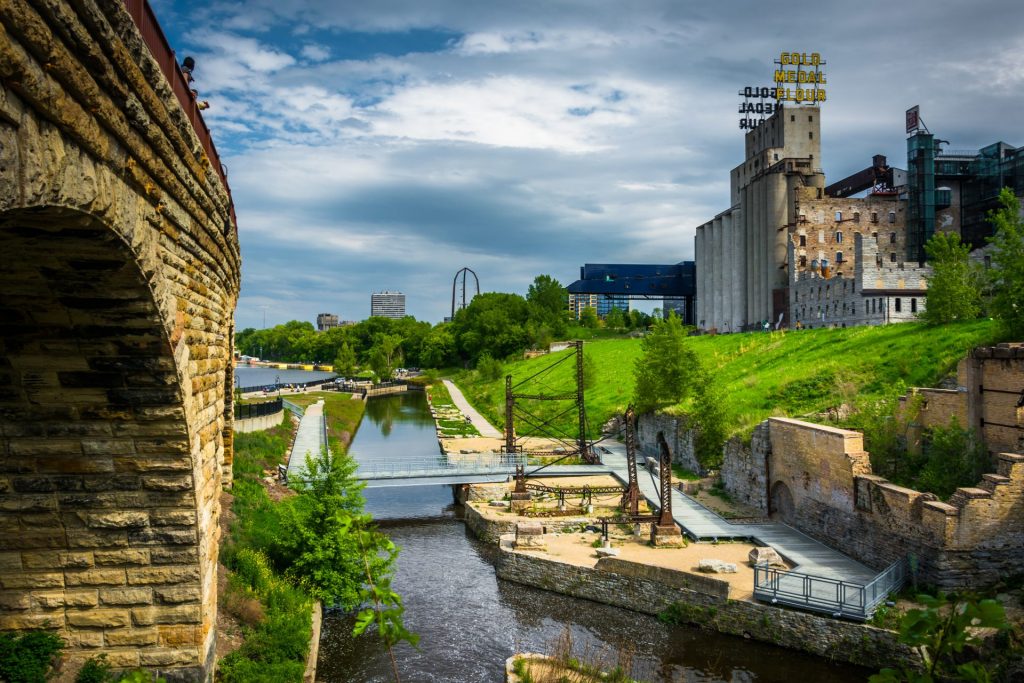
[514,522,546,550]
[748,546,786,568]
[595,547,619,558]
[698,559,737,574]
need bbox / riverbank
[456,479,913,670]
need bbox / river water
[233,365,336,388]
[316,392,868,682]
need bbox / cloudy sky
[156,0,1024,329]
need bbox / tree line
[235,275,656,378]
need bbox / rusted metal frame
[575,340,596,463]
[656,431,674,527]
[620,406,641,516]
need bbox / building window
[984,255,992,269]
[911,298,917,313]
[865,301,869,315]
[799,234,806,246]
[870,211,879,223]
[890,252,897,263]
[888,211,896,223]
[774,153,779,161]
[808,132,813,140]
[836,251,844,263]
[853,212,861,223]
[818,230,825,243]
[835,211,842,222]
[895,298,902,312]
[809,115,814,122]
[799,255,807,267]
[835,231,843,243]
[890,232,897,244]
[871,299,876,313]
[791,115,795,122]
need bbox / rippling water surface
[316,394,869,682]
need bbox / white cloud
[300,44,331,61]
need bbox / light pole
[276,374,280,397]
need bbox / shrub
[0,631,64,683]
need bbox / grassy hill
[454,320,1004,440]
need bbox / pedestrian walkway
[442,379,502,438]
[286,400,326,481]
[598,441,876,583]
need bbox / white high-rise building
[370,291,406,319]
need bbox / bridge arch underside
[0,208,214,678]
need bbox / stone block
[105,627,158,646]
[67,631,104,648]
[78,511,149,528]
[0,613,62,630]
[150,509,196,526]
[154,586,200,604]
[138,648,197,667]
[748,546,786,568]
[698,559,738,574]
[64,569,126,587]
[126,565,199,585]
[158,624,201,647]
[152,604,201,624]
[67,608,130,628]
[99,587,153,605]
[0,592,32,610]
[141,474,193,491]
[0,572,65,589]
[514,522,546,550]
[33,590,98,608]
[94,549,150,566]
[0,552,22,571]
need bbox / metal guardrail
[321,408,330,455]
[233,398,283,420]
[753,558,906,620]
[356,453,527,480]
[282,399,304,416]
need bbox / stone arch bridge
[1,1,240,679]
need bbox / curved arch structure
[451,267,480,319]
[1,2,240,678]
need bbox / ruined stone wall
[720,423,770,512]
[0,1,239,678]
[960,344,1024,455]
[496,548,914,669]
[636,413,702,475]
[729,415,1024,587]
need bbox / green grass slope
[455,320,1003,440]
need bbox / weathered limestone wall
[721,415,1024,587]
[0,1,239,679]
[636,413,701,475]
[720,422,770,512]
[496,548,914,669]
[961,344,1024,455]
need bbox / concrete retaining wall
[233,410,284,434]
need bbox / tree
[870,592,1007,683]
[450,292,531,363]
[527,275,567,321]
[988,187,1024,338]
[578,306,599,329]
[604,306,626,330]
[370,334,403,380]
[922,232,981,324]
[333,342,357,377]
[632,312,699,413]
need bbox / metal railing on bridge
[282,399,305,416]
[356,453,527,480]
[753,558,907,620]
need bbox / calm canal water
[233,365,336,388]
[316,393,869,682]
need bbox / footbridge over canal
[1,1,239,679]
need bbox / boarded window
[888,211,896,223]
[895,298,902,312]
[911,298,917,313]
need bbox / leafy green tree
[604,306,626,330]
[370,334,403,380]
[916,419,989,499]
[632,312,699,413]
[988,187,1024,338]
[578,306,599,329]
[420,325,457,369]
[333,342,357,377]
[475,353,503,381]
[870,592,1008,683]
[922,232,982,324]
[527,274,568,337]
[450,292,531,363]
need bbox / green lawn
[454,320,1003,440]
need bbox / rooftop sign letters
[738,51,827,130]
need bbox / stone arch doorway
[770,480,795,523]
[0,207,213,677]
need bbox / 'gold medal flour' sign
[738,52,826,130]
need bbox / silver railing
[753,558,906,620]
[355,453,527,480]
[282,399,304,416]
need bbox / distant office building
[316,313,339,331]
[568,293,629,320]
[371,291,406,319]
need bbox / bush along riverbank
[220,409,414,682]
